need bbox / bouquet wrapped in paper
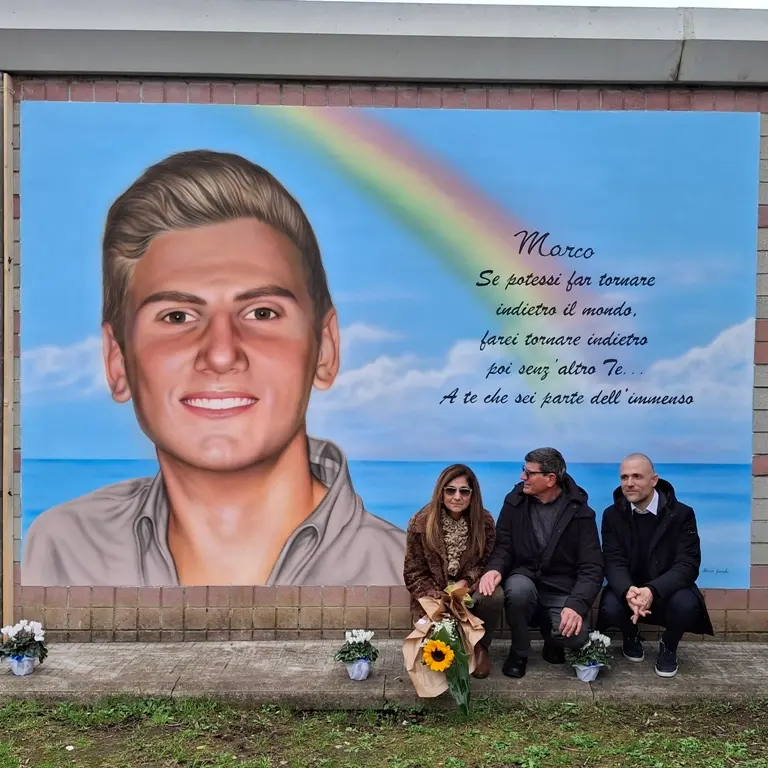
[402,584,485,715]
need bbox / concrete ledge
[2,640,766,708]
[1,1,768,84]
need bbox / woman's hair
[424,464,486,561]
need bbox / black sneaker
[622,633,644,662]
[654,641,679,678]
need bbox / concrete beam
[0,1,767,85]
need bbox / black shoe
[502,649,528,678]
[654,641,679,678]
[542,642,565,665]
[622,633,644,662]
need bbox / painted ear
[102,324,132,403]
[313,308,340,391]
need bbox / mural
[19,103,758,588]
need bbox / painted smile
[180,393,257,417]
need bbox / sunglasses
[521,466,551,478]
[444,486,472,498]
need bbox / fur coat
[403,506,497,618]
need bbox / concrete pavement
[1,640,766,708]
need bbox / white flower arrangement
[1,619,49,663]
[564,630,612,669]
[345,629,374,644]
[334,629,379,664]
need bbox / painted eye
[162,311,194,324]
[247,308,278,320]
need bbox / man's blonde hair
[102,149,332,348]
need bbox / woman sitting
[403,464,503,678]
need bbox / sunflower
[422,639,455,672]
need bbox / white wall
[1,0,767,84]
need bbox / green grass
[0,697,767,767]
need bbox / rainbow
[247,106,620,388]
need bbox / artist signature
[702,568,730,575]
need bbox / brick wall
[12,584,768,644]
[16,585,415,643]
[4,78,768,641]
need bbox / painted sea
[20,460,750,589]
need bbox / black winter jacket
[601,478,713,635]
[484,473,604,617]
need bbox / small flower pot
[346,659,372,681]
[573,663,603,682]
[7,655,35,676]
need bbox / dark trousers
[502,574,591,657]
[470,586,505,649]
[598,587,701,652]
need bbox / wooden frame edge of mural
[1,73,14,626]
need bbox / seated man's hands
[559,606,583,638]
[477,570,501,596]
[626,586,653,624]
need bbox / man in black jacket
[598,453,713,678]
[478,447,604,678]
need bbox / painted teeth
[184,397,255,410]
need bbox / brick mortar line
[9,79,768,111]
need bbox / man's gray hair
[622,453,655,474]
[524,447,567,483]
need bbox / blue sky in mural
[20,102,758,464]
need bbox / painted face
[520,462,555,496]
[103,218,339,472]
[619,458,658,505]
[443,474,473,515]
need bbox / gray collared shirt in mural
[22,437,406,587]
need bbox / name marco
[514,230,594,260]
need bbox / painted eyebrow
[137,285,299,311]
[236,286,298,303]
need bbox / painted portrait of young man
[21,149,407,587]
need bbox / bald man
[598,454,713,678]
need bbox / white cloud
[318,340,484,410]
[638,318,754,408]
[319,318,756,415]
[340,323,399,356]
[22,335,106,398]
[309,318,755,462]
[639,255,747,289]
